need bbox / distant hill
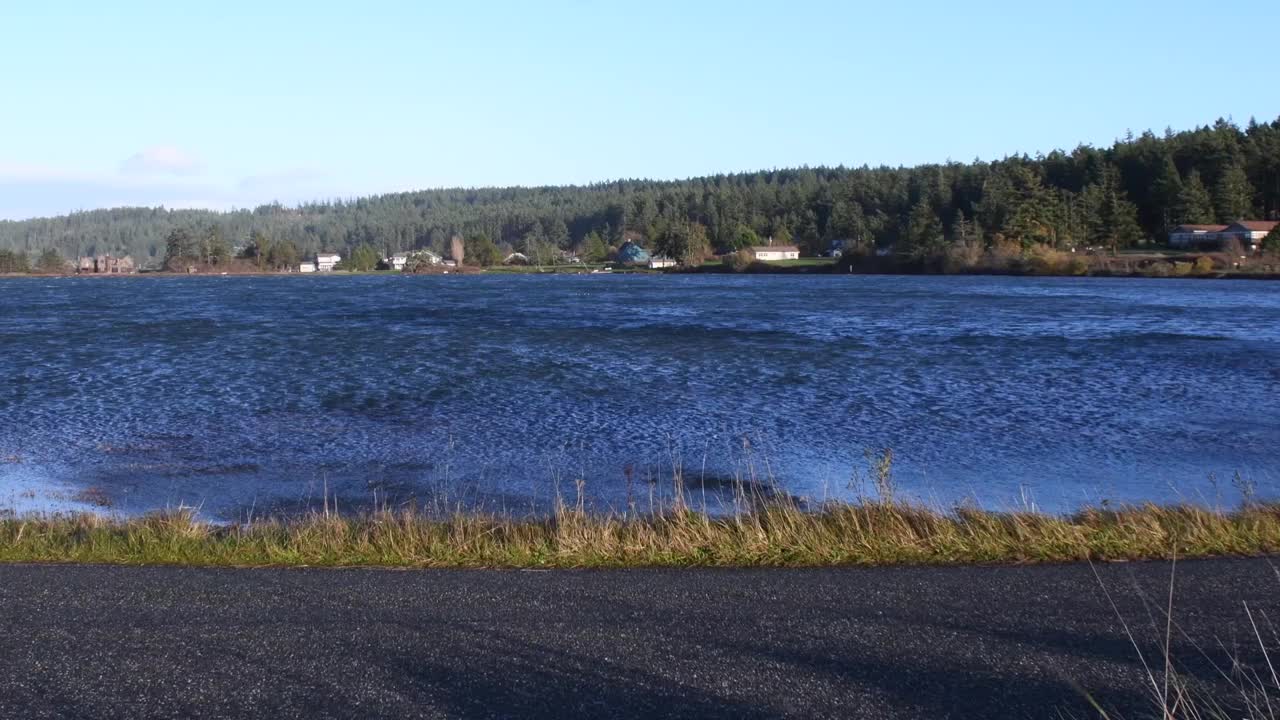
[2,116,1277,266]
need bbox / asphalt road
[0,559,1274,719]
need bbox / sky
[2,0,1278,221]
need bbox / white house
[412,249,442,265]
[749,245,800,261]
[386,254,409,271]
[298,261,317,273]
[315,253,342,272]
[648,256,676,269]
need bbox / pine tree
[35,248,66,273]
[581,232,607,262]
[1263,225,1280,256]
[1213,161,1255,222]
[544,217,570,248]
[1176,170,1216,225]
[1151,155,1183,233]
[1088,168,1144,252]
[903,198,945,258]
[163,228,196,269]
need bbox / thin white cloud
[120,145,204,176]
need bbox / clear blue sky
[2,0,1278,220]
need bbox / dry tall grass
[1084,557,1280,720]
[1,499,1277,568]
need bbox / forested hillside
[2,116,1278,268]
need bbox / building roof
[1172,224,1228,233]
[750,245,800,253]
[616,241,650,262]
[1227,220,1279,233]
[316,253,341,259]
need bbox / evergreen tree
[726,224,760,252]
[1151,155,1183,233]
[0,249,30,273]
[163,228,197,269]
[902,199,945,258]
[1002,165,1060,248]
[1263,225,1280,256]
[1213,161,1254,222]
[1176,170,1216,225]
[1088,168,1144,252]
[580,232,608,262]
[544,217,570,248]
[35,248,66,273]
[464,233,500,266]
[267,240,299,270]
[241,229,274,269]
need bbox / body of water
[2,274,1277,517]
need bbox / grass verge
[1,500,1278,568]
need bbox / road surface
[0,559,1273,719]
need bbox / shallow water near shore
[1,274,1277,518]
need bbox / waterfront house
[504,252,530,265]
[315,253,341,272]
[386,254,409,271]
[749,245,800,261]
[1226,221,1279,251]
[616,240,650,264]
[298,261,317,273]
[77,254,136,274]
[1169,221,1278,251]
[410,249,442,266]
[648,256,676,269]
[1168,224,1229,248]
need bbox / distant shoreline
[3,266,1279,281]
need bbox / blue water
[1,274,1278,518]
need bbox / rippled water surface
[2,274,1278,517]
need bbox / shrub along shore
[1,500,1276,568]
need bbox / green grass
[2,500,1276,568]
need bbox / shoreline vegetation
[3,250,1280,280]
[2,498,1277,568]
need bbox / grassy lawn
[482,263,614,273]
[767,257,836,267]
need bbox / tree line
[1,115,1277,269]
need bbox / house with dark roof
[1169,221,1278,251]
[616,240,650,264]
[1168,224,1229,248]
